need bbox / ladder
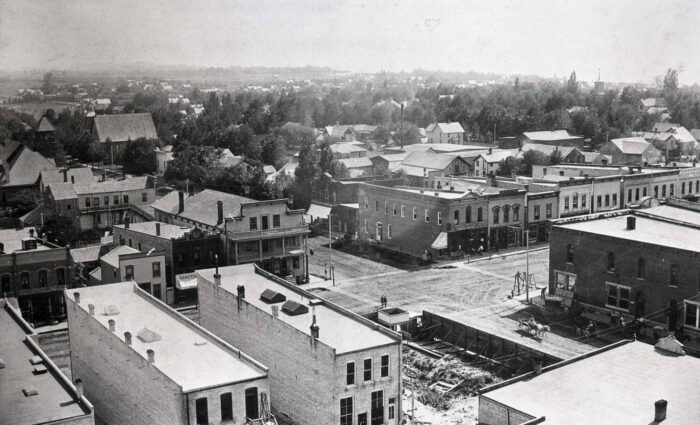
[248,392,277,425]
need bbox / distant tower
[594,69,605,94]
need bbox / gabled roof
[428,122,465,134]
[520,143,577,157]
[93,113,158,144]
[35,115,55,133]
[47,183,77,200]
[179,189,255,227]
[326,125,355,138]
[101,245,139,268]
[70,245,102,264]
[151,190,191,214]
[401,151,461,170]
[40,168,97,187]
[0,141,57,188]
[608,137,655,155]
[640,98,665,108]
[330,143,367,155]
[262,165,276,174]
[652,122,680,133]
[689,129,700,141]
[479,149,519,163]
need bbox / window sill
[379,376,391,382]
[345,384,357,390]
[605,304,629,313]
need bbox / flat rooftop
[0,301,91,425]
[396,187,468,199]
[0,228,52,254]
[198,264,398,354]
[115,221,192,239]
[482,341,700,425]
[67,282,267,392]
[555,212,700,252]
[643,205,700,226]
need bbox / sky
[1,0,699,83]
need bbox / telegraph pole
[329,213,334,286]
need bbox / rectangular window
[606,282,631,311]
[380,354,389,378]
[375,200,379,211]
[195,397,208,425]
[220,393,233,421]
[340,397,353,425]
[424,210,430,223]
[573,195,578,209]
[554,270,577,290]
[123,195,129,204]
[685,301,700,329]
[627,189,632,202]
[104,196,109,205]
[534,205,540,220]
[384,201,388,214]
[249,217,257,230]
[513,206,519,222]
[605,194,610,206]
[453,209,459,224]
[125,265,134,280]
[612,194,617,205]
[477,207,483,222]
[363,358,372,382]
[261,215,269,230]
[273,214,281,228]
[142,192,147,202]
[437,212,442,225]
[93,197,100,206]
[346,362,355,385]
[364,196,368,209]
[564,197,569,210]
[401,205,405,217]
[392,203,397,215]
[389,398,396,420]
[597,195,602,208]
[636,188,640,200]
[581,194,586,208]
[114,195,119,204]
[413,207,417,220]
[387,224,392,239]
[85,198,91,207]
[670,184,674,196]
[643,187,648,197]
[152,262,161,278]
[682,182,686,195]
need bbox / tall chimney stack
[178,191,185,214]
[237,285,245,299]
[63,169,68,183]
[310,305,320,339]
[147,349,155,363]
[217,200,224,225]
[155,222,161,236]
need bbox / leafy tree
[549,149,564,165]
[8,189,37,213]
[567,71,578,94]
[663,68,678,92]
[42,72,56,95]
[371,126,391,144]
[497,156,519,177]
[519,150,549,176]
[292,139,316,209]
[121,138,158,175]
[42,215,79,246]
[394,123,422,147]
[261,134,287,169]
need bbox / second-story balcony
[225,224,310,242]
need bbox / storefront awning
[175,272,198,290]
[431,232,449,250]
[306,203,332,220]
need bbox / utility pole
[525,229,530,303]
[329,213,334,286]
[400,103,404,148]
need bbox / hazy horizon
[1,0,698,84]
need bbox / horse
[576,321,596,338]
[535,324,550,340]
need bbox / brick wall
[186,379,270,425]
[66,295,185,425]
[198,277,401,425]
[478,396,535,425]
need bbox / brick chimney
[88,304,95,315]
[155,222,161,236]
[63,169,68,182]
[178,191,184,214]
[627,216,636,230]
[147,349,155,363]
[271,305,279,318]
[74,379,83,398]
[73,292,80,304]
[108,319,115,332]
[124,332,132,346]
[310,305,319,339]
[655,400,667,422]
[217,200,224,225]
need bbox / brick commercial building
[1,298,94,425]
[45,176,156,230]
[153,189,309,283]
[549,204,700,351]
[197,264,402,425]
[113,221,221,304]
[479,339,700,425]
[0,227,72,325]
[66,282,270,425]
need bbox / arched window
[637,258,646,279]
[662,185,667,197]
[607,252,615,271]
[566,244,575,263]
[573,193,579,208]
[453,210,460,224]
[502,205,510,223]
[466,206,472,223]
[492,207,500,224]
[513,205,520,221]
[670,264,679,286]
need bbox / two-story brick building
[549,204,700,351]
[112,221,221,305]
[197,264,402,425]
[0,227,72,325]
[152,189,309,283]
[66,282,271,425]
